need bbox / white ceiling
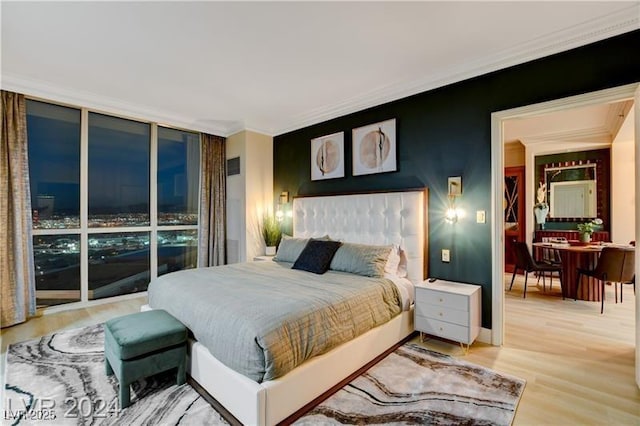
[2,2,639,137]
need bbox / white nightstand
[253,255,275,261]
[414,279,481,354]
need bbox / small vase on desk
[533,204,549,230]
[579,233,591,243]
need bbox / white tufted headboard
[292,189,428,284]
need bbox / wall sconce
[279,191,289,204]
[448,177,462,197]
[445,176,463,224]
[275,191,290,222]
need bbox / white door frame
[490,84,640,376]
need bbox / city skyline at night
[26,100,200,307]
[27,100,200,228]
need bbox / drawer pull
[439,312,443,316]
[439,327,443,331]
[439,298,443,302]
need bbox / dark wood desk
[532,243,603,301]
[534,230,609,243]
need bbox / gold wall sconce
[446,177,463,224]
[276,191,290,222]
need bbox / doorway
[490,83,640,384]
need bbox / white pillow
[384,244,408,278]
[396,247,408,278]
[384,244,401,275]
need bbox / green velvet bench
[104,309,187,408]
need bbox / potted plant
[577,218,603,243]
[262,214,282,256]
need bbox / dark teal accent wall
[273,30,640,329]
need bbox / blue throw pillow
[292,240,343,274]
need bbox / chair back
[620,248,635,283]
[593,247,635,283]
[542,247,561,263]
[513,242,536,270]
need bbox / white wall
[504,141,525,167]
[244,131,274,260]
[225,130,274,263]
[226,132,246,264]
[611,106,636,245]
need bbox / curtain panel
[198,133,226,267]
[1,91,36,328]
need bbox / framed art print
[311,131,345,181]
[352,118,396,176]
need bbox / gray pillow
[273,235,309,263]
[329,242,392,277]
[273,235,334,263]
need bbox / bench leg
[119,382,131,409]
[105,356,114,376]
[177,359,186,385]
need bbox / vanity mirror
[545,163,597,218]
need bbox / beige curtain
[1,91,36,328]
[198,133,226,267]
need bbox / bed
[144,189,428,425]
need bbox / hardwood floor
[2,276,638,425]
[416,274,639,425]
[0,296,146,388]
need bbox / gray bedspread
[147,261,401,383]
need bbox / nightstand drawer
[415,316,470,344]
[415,289,468,311]
[415,303,469,327]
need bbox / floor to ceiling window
[157,127,199,276]
[27,100,200,308]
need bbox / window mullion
[150,123,158,281]
[80,108,89,303]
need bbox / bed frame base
[187,309,414,426]
[279,330,416,424]
[142,189,427,425]
[188,377,243,425]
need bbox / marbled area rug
[295,343,525,426]
[3,324,227,425]
[4,326,525,425]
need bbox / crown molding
[271,5,640,136]
[0,74,237,137]
[520,127,612,150]
[241,125,275,139]
[525,139,611,157]
[522,126,612,143]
